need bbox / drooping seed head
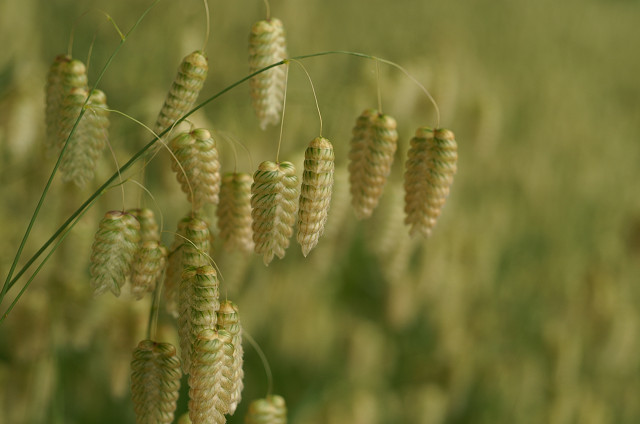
[130,340,182,424]
[169,128,221,211]
[90,210,140,297]
[251,161,298,265]
[189,328,235,424]
[127,208,160,242]
[404,127,458,237]
[154,50,208,135]
[348,109,399,219]
[297,137,335,257]
[178,265,220,374]
[165,215,212,317]
[217,173,255,254]
[245,395,287,424]
[216,300,244,415]
[131,241,168,300]
[248,18,288,129]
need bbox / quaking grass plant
[0,0,458,422]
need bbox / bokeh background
[1,0,639,422]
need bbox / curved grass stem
[1,49,435,316]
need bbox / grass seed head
[245,395,287,424]
[348,109,398,219]
[251,161,299,266]
[297,137,335,257]
[217,172,255,254]
[248,18,288,129]
[154,50,208,134]
[188,328,235,424]
[169,128,221,211]
[89,210,140,297]
[178,265,220,374]
[404,127,458,237]
[131,241,167,300]
[216,300,244,415]
[130,340,182,424]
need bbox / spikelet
[130,340,181,424]
[404,127,458,237]
[164,215,212,317]
[245,395,287,424]
[216,300,244,415]
[189,329,235,424]
[217,173,254,253]
[297,137,334,257]
[169,128,221,210]
[154,50,208,134]
[131,241,167,300]
[178,265,220,374]
[248,18,287,129]
[45,54,70,152]
[58,88,110,187]
[348,110,399,219]
[127,208,160,242]
[251,161,298,265]
[45,56,88,153]
[89,210,140,297]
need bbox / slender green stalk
[1,50,434,314]
[0,0,160,304]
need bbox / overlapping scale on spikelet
[89,211,140,297]
[404,127,458,237]
[169,128,221,211]
[217,173,254,253]
[45,56,88,154]
[131,241,167,300]
[128,208,160,242]
[348,110,398,219]
[216,300,244,415]
[154,51,208,134]
[245,395,287,424]
[251,161,298,265]
[189,329,235,424]
[130,340,181,424]
[165,215,212,317]
[249,18,287,129]
[58,88,109,187]
[178,265,220,374]
[297,137,334,257]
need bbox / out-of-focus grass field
[1,0,639,423]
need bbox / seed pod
[169,128,221,210]
[58,88,110,187]
[130,340,182,424]
[189,329,235,424]
[178,265,220,374]
[127,208,160,242]
[165,215,212,317]
[217,173,254,253]
[248,18,287,129]
[297,137,334,257]
[154,50,208,135]
[45,56,88,153]
[404,127,458,237]
[245,395,287,424]
[90,210,140,297]
[251,161,298,266]
[348,110,398,219]
[131,241,167,300]
[216,301,244,415]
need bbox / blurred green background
[1,0,640,423]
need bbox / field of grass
[1,0,639,423]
